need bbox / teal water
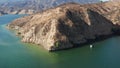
[0,15,120,68]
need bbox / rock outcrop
[8,2,120,51]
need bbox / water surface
[0,15,120,68]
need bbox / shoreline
[7,24,120,52]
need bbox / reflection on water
[0,15,120,68]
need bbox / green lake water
[0,15,120,68]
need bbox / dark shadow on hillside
[51,9,120,52]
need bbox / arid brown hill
[8,2,120,51]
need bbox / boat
[90,45,93,48]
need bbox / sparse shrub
[55,41,60,47]
[17,32,21,35]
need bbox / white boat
[90,45,93,48]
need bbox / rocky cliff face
[8,2,120,51]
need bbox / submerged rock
[8,2,120,51]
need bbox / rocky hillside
[8,2,120,51]
[0,0,101,16]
